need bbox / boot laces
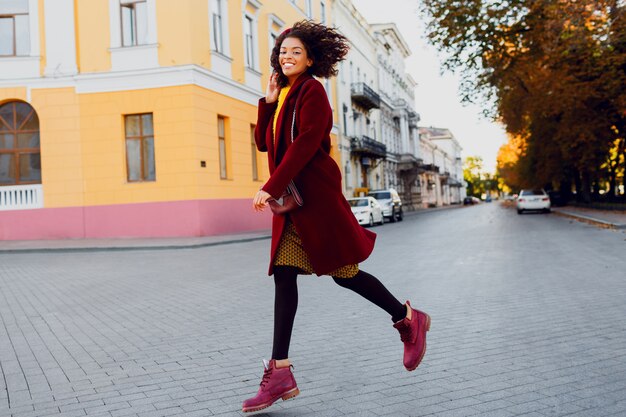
[260,367,273,388]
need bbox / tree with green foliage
[463,156,486,197]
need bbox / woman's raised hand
[265,72,280,104]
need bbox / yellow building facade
[0,0,337,239]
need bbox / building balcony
[398,153,423,172]
[422,163,440,173]
[446,177,463,187]
[351,83,381,110]
[350,135,387,159]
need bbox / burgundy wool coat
[255,73,376,276]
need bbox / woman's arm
[262,80,331,198]
[254,99,277,153]
[254,72,280,153]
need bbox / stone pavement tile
[2,403,34,414]
[469,398,517,413]
[103,393,148,405]
[11,406,60,417]
[109,403,157,417]
[127,394,171,407]
[39,410,88,417]
[374,393,418,407]
[297,408,343,417]
[427,406,483,417]
[503,401,552,415]
[378,401,448,416]
[135,406,184,417]
[468,410,517,417]
[438,395,483,410]
[538,401,586,416]
[181,399,226,413]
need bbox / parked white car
[347,197,384,227]
[517,189,551,214]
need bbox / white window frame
[242,0,261,72]
[320,1,326,24]
[109,1,157,49]
[243,14,255,69]
[109,0,158,71]
[119,0,149,47]
[0,0,40,80]
[305,0,312,18]
[242,0,262,91]
[267,14,285,55]
[0,12,29,56]
[210,0,230,56]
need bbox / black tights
[271,266,406,360]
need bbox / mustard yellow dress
[272,86,358,279]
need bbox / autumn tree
[421,0,626,202]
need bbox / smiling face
[279,36,313,85]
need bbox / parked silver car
[368,189,403,222]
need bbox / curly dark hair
[270,20,350,87]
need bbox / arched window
[0,101,41,185]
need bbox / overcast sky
[350,0,507,173]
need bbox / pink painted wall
[0,199,272,240]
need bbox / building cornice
[0,65,264,106]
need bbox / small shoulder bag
[267,80,311,215]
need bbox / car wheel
[390,208,397,223]
[369,214,374,227]
[397,209,403,222]
[544,208,551,213]
[517,209,523,214]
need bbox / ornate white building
[333,0,385,196]
[371,23,422,208]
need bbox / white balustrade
[0,185,44,211]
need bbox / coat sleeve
[262,81,331,198]
[254,98,277,153]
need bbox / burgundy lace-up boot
[393,300,431,371]
[242,359,300,413]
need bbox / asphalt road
[0,203,625,417]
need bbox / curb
[552,209,626,230]
[405,204,463,217]
[0,234,272,255]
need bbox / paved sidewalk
[551,206,626,229]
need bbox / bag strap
[290,79,313,143]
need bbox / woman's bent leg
[272,266,300,360]
[332,270,406,322]
[333,269,431,371]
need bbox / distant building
[418,127,466,206]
